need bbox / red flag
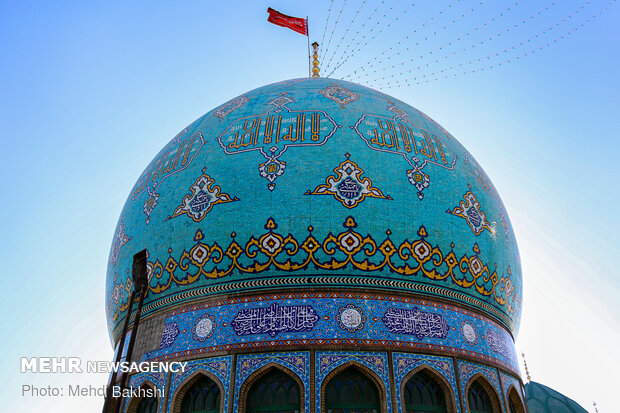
[267,7,308,36]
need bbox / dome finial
[522,352,531,382]
[311,42,320,77]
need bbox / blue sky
[0,1,618,411]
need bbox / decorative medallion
[406,160,430,200]
[382,307,450,339]
[352,103,457,200]
[447,185,495,236]
[110,221,131,265]
[159,322,179,349]
[461,322,478,345]
[319,84,360,107]
[216,93,340,191]
[132,129,206,223]
[305,153,392,208]
[258,147,286,191]
[192,314,215,342]
[167,168,238,222]
[213,96,249,120]
[231,303,319,337]
[338,304,366,332]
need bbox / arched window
[180,376,221,413]
[508,398,517,413]
[403,371,447,413]
[507,387,525,413]
[136,394,158,413]
[467,381,493,413]
[325,367,380,413]
[246,369,301,413]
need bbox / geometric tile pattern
[500,371,525,407]
[142,294,519,373]
[392,353,461,413]
[234,352,310,413]
[315,351,391,413]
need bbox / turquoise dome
[525,382,588,413]
[106,78,522,344]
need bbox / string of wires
[313,0,614,87]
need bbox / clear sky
[0,1,618,411]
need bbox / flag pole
[306,17,311,77]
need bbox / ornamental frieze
[142,295,519,374]
[142,216,517,312]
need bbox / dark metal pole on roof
[113,249,148,413]
[102,290,136,413]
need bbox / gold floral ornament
[143,216,517,311]
[305,153,392,208]
[446,185,495,236]
[167,168,239,222]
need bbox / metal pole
[113,284,147,413]
[306,17,311,77]
[102,290,137,413]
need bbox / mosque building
[103,67,538,413]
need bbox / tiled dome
[106,77,522,352]
[525,382,588,413]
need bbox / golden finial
[521,352,531,382]
[311,42,320,77]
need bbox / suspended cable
[332,0,416,76]
[362,0,559,85]
[372,0,612,89]
[358,0,523,81]
[366,0,487,74]
[342,0,463,79]
[323,0,369,74]
[326,0,388,78]
[321,0,349,64]
[319,0,336,59]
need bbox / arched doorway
[466,378,499,413]
[180,375,221,413]
[324,367,381,413]
[246,369,301,413]
[403,370,448,413]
